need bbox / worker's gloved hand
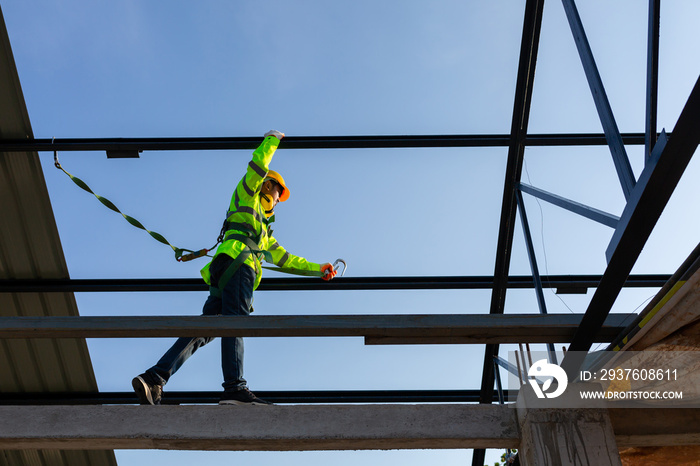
[264,130,285,140]
[320,263,337,281]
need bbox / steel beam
[0,389,516,405]
[561,0,636,199]
[0,274,671,293]
[519,182,619,228]
[0,313,635,342]
[606,241,700,352]
[561,75,700,379]
[606,131,667,262]
[0,133,652,153]
[645,0,661,162]
[494,356,521,380]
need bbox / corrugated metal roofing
[0,7,116,466]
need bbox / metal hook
[332,258,347,277]
[52,137,61,169]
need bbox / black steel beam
[0,133,651,153]
[0,389,517,405]
[519,182,620,228]
[607,241,700,352]
[474,2,544,463]
[0,274,671,293]
[561,75,700,379]
[0,313,635,341]
[562,0,636,199]
[645,0,661,161]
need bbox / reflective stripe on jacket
[200,136,320,289]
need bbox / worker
[132,130,337,406]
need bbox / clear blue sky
[3,1,700,464]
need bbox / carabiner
[332,258,347,277]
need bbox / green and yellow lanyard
[53,148,346,284]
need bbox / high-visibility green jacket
[200,135,321,290]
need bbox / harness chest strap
[209,236,328,298]
[209,234,267,298]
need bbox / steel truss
[0,1,698,464]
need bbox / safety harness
[209,210,328,298]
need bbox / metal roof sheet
[0,6,116,466]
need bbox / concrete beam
[0,404,519,451]
[0,404,698,451]
[0,313,634,344]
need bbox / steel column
[473,1,545,464]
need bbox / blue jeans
[145,256,255,392]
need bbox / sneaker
[219,388,274,406]
[132,374,163,405]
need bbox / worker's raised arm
[238,130,285,202]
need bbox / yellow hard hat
[265,170,290,202]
